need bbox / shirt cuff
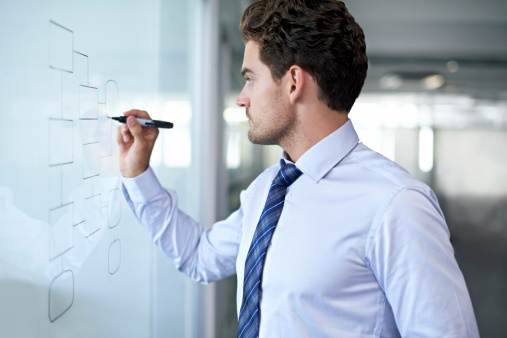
[122,166,165,204]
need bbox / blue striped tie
[237,161,303,338]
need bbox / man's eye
[246,77,253,84]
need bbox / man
[117,0,479,336]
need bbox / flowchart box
[48,270,74,322]
[105,80,119,117]
[83,142,100,179]
[79,85,98,119]
[81,119,99,144]
[62,72,79,120]
[49,21,73,73]
[49,119,73,166]
[49,203,74,260]
[108,239,121,274]
[74,52,88,86]
[62,164,93,225]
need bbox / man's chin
[248,131,277,146]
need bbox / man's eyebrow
[241,67,253,77]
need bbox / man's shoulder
[339,142,430,194]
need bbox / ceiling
[221,0,507,99]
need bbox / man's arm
[117,109,241,283]
[122,167,241,283]
[367,187,479,338]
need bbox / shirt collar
[281,119,360,183]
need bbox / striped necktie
[237,161,303,338]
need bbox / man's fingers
[121,124,131,143]
[126,116,145,143]
[116,125,125,147]
[123,109,151,119]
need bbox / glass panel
[0,0,201,337]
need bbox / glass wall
[0,0,203,337]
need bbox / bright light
[447,61,459,73]
[226,130,241,169]
[419,127,434,172]
[422,74,445,90]
[379,74,402,90]
[163,128,191,168]
[162,100,192,168]
[223,108,248,122]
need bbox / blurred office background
[216,0,507,337]
[0,0,505,337]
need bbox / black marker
[111,116,173,129]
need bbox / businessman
[117,0,479,336]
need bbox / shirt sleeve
[367,187,479,338]
[122,167,243,284]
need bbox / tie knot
[273,162,303,187]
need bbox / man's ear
[287,65,305,105]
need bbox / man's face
[236,41,296,146]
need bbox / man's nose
[236,87,249,107]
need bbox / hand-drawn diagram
[47,20,122,323]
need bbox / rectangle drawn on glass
[74,51,88,86]
[81,119,99,144]
[48,270,74,322]
[49,21,73,73]
[62,71,79,120]
[79,85,98,120]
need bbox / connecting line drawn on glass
[48,270,74,323]
[49,20,73,73]
[104,80,119,118]
[49,119,74,167]
[74,220,85,227]
[73,51,89,86]
[108,239,121,275]
[48,203,74,261]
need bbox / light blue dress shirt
[122,120,479,337]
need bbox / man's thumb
[127,116,143,140]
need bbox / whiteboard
[0,1,196,336]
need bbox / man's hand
[116,109,159,178]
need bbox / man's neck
[281,107,348,163]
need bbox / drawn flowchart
[47,20,122,323]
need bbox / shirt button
[286,194,292,201]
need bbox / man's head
[239,0,368,114]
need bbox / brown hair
[240,0,368,113]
